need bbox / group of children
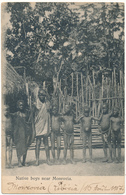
[4,91,123,168]
[50,102,123,165]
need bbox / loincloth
[52,130,61,136]
[102,130,111,143]
[64,131,74,136]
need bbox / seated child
[99,103,113,163]
[78,105,98,163]
[60,104,75,164]
[51,105,61,164]
[4,105,13,168]
[110,107,123,163]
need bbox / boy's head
[52,105,58,115]
[84,106,90,116]
[64,104,71,115]
[17,100,24,111]
[113,107,119,117]
[4,105,10,117]
[103,103,108,114]
[38,89,46,103]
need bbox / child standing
[13,100,30,167]
[60,104,75,165]
[78,106,98,163]
[34,89,52,166]
[51,105,61,164]
[110,107,123,163]
[99,103,113,163]
[3,105,13,168]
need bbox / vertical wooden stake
[86,76,88,104]
[102,73,104,98]
[93,69,95,86]
[81,73,84,107]
[76,73,78,97]
[76,100,77,118]
[71,73,73,96]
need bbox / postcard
[1,2,125,193]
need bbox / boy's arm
[76,115,84,123]
[120,117,124,129]
[91,116,100,121]
[109,118,112,133]
[98,114,102,122]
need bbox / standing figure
[34,89,51,166]
[78,106,98,163]
[110,107,123,163]
[99,103,113,163]
[13,100,30,167]
[60,104,75,165]
[51,105,61,164]
[3,105,13,168]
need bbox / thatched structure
[3,62,25,95]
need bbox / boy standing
[3,105,13,168]
[13,100,30,167]
[78,106,98,163]
[110,107,123,163]
[99,103,113,163]
[34,89,51,166]
[51,105,61,164]
[60,104,75,165]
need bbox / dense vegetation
[5,3,124,86]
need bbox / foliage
[5,2,124,86]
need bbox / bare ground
[3,148,124,176]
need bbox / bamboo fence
[29,68,124,150]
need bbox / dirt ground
[3,147,124,176]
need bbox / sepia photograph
[1,2,125,193]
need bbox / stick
[76,73,78,97]
[81,73,84,107]
[92,69,95,86]
[102,73,104,98]
[72,73,73,96]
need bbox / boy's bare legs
[63,133,68,164]
[56,136,61,164]
[88,132,93,162]
[51,132,55,163]
[113,143,117,162]
[117,132,122,163]
[18,156,22,167]
[6,137,13,168]
[112,132,117,162]
[43,136,52,165]
[107,134,112,163]
[22,151,29,166]
[70,134,75,164]
[102,135,108,162]
[117,143,122,163]
[82,132,87,163]
[35,137,41,166]
[8,138,13,168]
[107,142,112,163]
